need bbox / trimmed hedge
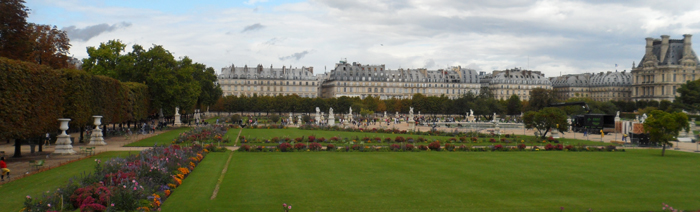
[0,57,150,140]
[0,57,65,140]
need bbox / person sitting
[1,157,10,181]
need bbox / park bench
[29,160,45,170]
[79,147,95,156]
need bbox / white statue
[470,109,474,117]
[493,112,496,121]
[640,113,648,123]
[384,111,387,117]
[396,111,399,117]
[409,107,414,115]
[175,107,180,115]
[349,106,352,114]
[616,111,620,117]
[316,107,320,113]
[329,107,333,115]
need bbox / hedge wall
[0,57,65,140]
[0,57,150,141]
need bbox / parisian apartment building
[320,60,481,99]
[217,64,319,98]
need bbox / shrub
[384,137,391,142]
[317,137,326,142]
[459,136,467,142]
[405,144,415,151]
[308,135,316,142]
[390,144,401,151]
[309,142,322,151]
[458,145,470,151]
[417,137,426,142]
[605,145,617,151]
[489,138,497,143]
[564,145,574,150]
[494,144,503,150]
[448,138,457,143]
[294,137,303,142]
[294,143,307,150]
[517,143,527,150]
[428,141,441,151]
[548,136,555,141]
[238,144,251,152]
[271,137,280,143]
[394,136,405,142]
[326,144,335,151]
[445,143,455,151]
[555,144,564,150]
[330,136,339,142]
[351,144,361,150]
[418,145,428,150]
[278,142,293,152]
[544,144,554,151]
[374,137,381,142]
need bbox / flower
[283,203,287,207]
[26,195,31,199]
[289,206,292,209]
[111,203,115,207]
[48,204,51,207]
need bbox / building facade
[217,64,319,98]
[480,68,552,101]
[632,34,700,102]
[550,71,632,102]
[320,60,481,99]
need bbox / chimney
[660,35,670,62]
[683,34,693,58]
[645,37,654,56]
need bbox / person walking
[1,157,10,181]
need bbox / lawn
[0,151,137,212]
[161,149,700,211]
[124,127,191,147]
[231,128,613,147]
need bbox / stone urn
[89,115,106,145]
[54,118,76,154]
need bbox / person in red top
[1,156,9,181]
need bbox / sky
[25,0,700,77]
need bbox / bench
[79,147,95,156]
[29,160,45,170]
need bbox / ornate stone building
[217,64,319,98]
[632,34,700,102]
[480,68,552,101]
[550,71,632,102]
[320,60,481,99]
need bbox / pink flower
[48,203,51,207]
[288,206,292,209]
[111,203,115,207]
[134,187,137,190]
[26,195,31,199]
[283,203,287,207]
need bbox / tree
[523,107,569,139]
[82,40,128,80]
[675,80,700,113]
[527,88,557,111]
[26,24,72,69]
[506,94,522,116]
[643,110,689,156]
[0,0,31,60]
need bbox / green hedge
[0,57,150,140]
[0,57,65,140]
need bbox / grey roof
[551,73,590,88]
[327,61,479,83]
[589,71,631,87]
[218,64,316,80]
[487,68,551,85]
[638,36,700,67]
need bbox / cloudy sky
[26,0,700,77]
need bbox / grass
[0,151,137,212]
[124,127,191,147]
[231,128,612,147]
[161,149,700,211]
[205,117,220,124]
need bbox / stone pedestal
[551,128,560,139]
[174,114,182,127]
[297,115,302,127]
[54,118,76,155]
[329,117,335,127]
[89,116,106,146]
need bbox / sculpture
[470,109,474,117]
[349,106,353,114]
[409,107,414,115]
[316,107,320,113]
[329,107,333,115]
[616,111,620,117]
[175,107,180,115]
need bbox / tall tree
[82,39,128,80]
[523,107,569,139]
[643,110,689,156]
[675,80,700,113]
[527,88,557,111]
[506,94,522,116]
[26,23,72,69]
[0,0,31,60]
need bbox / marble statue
[616,111,620,117]
[175,107,180,115]
[409,107,414,115]
[329,107,333,115]
[316,107,320,113]
[470,109,474,117]
[349,106,352,114]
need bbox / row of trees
[0,58,150,157]
[82,40,222,116]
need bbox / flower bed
[173,125,229,144]
[23,145,207,211]
[234,144,624,153]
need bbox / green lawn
[205,116,221,124]
[124,127,191,147]
[161,149,700,211]
[232,128,612,147]
[0,151,137,212]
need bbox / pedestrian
[45,133,50,146]
[622,133,628,142]
[1,157,10,181]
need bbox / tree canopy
[643,110,689,156]
[523,107,569,139]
